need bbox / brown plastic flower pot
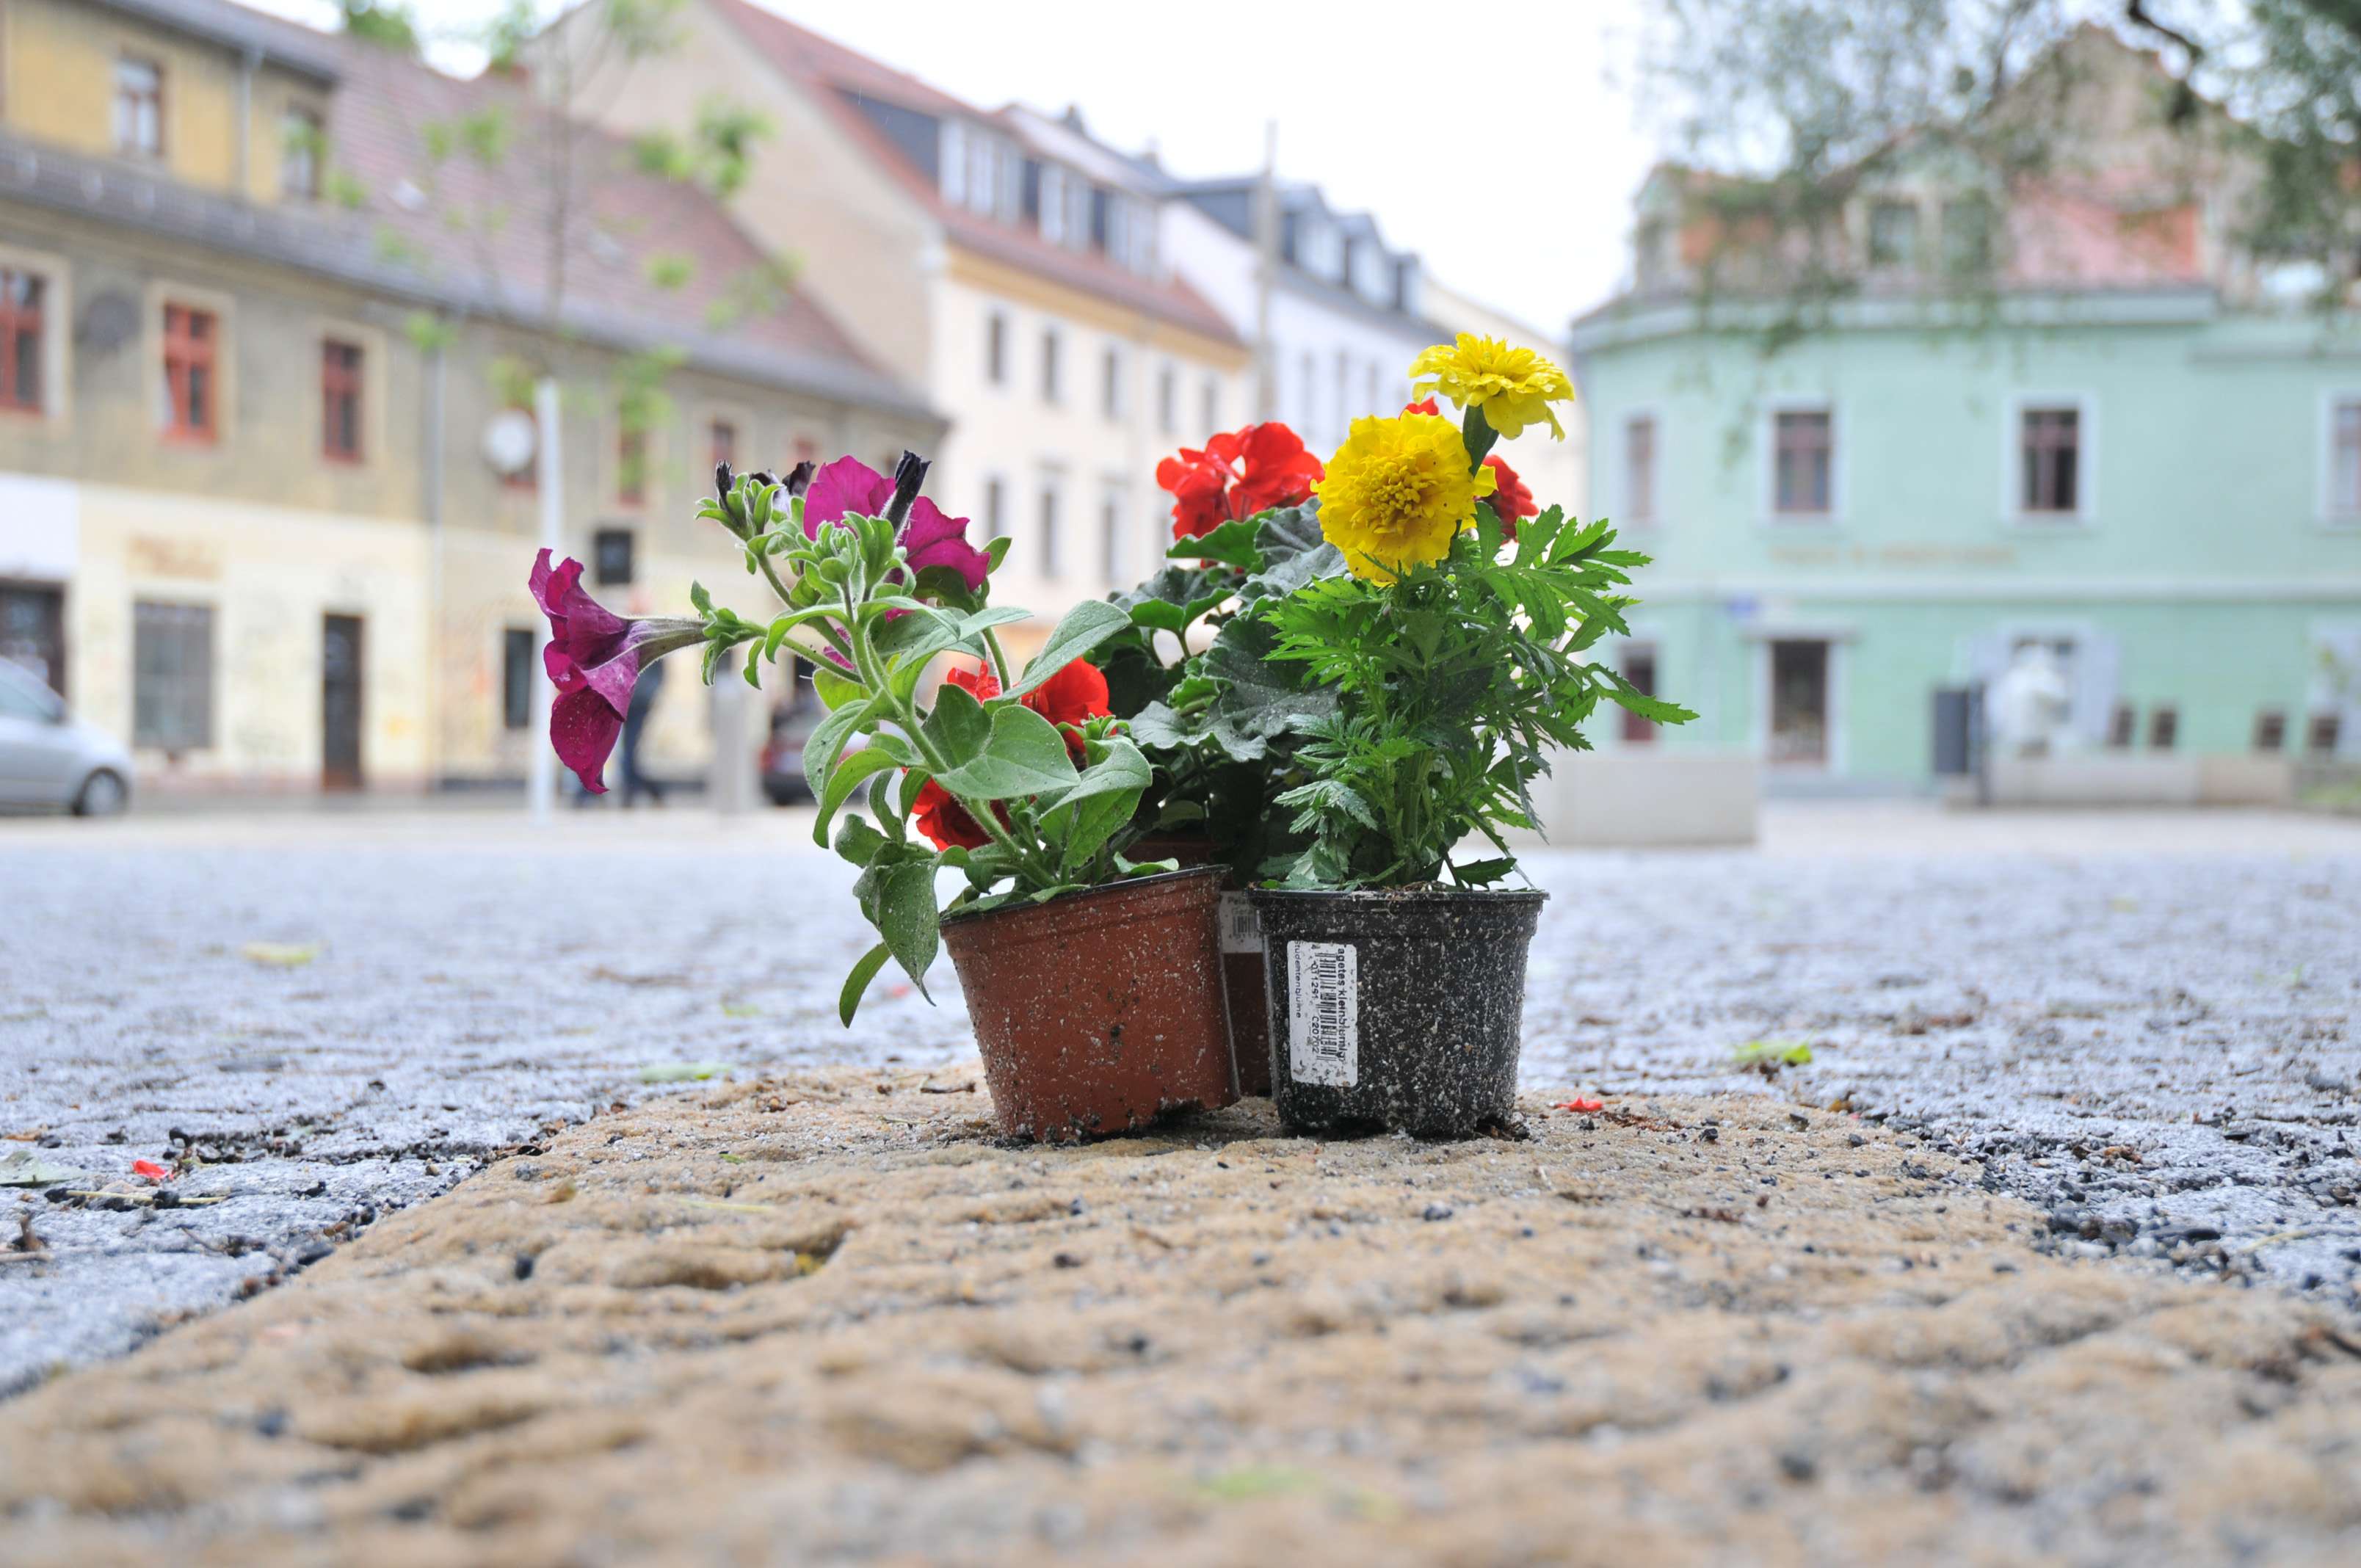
[943,865,1238,1142]
[1129,834,1274,1097]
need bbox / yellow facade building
[0,0,936,794]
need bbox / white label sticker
[1218,892,1265,955]
[1287,940,1359,1088]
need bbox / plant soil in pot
[1129,833,1274,1097]
[946,865,1238,1142]
[1250,888,1545,1139]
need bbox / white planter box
[1514,751,1761,848]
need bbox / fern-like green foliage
[1260,504,1695,889]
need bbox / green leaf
[802,696,871,802]
[838,941,893,1025]
[875,861,940,998]
[932,703,1079,799]
[921,678,991,761]
[833,814,888,868]
[1167,517,1261,569]
[1006,600,1132,698]
[689,581,714,615]
[813,745,902,846]
[812,664,863,710]
[1039,738,1153,872]
[1448,856,1516,888]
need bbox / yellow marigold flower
[1407,334,1575,441]
[1315,413,1498,583]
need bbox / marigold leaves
[1448,856,1517,888]
[1007,600,1131,699]
[932,704,1078,800]
[1274,777,1379,835]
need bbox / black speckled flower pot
[1247,888,1547,1139]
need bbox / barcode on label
[1218,893,1265,955]
[1287,940,1358,1088]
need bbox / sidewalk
[5,1072,2357,1564]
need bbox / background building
[0,0,935,794]
[549,0,1252,654]
[1570,29,2361,792]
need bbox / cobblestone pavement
[3,802,2357,1395]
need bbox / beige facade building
[0,0,935,794]
[546,0,1254,654]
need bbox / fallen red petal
[1554,1098,1606,1114]
[131,1158,171,1180]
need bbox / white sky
[246,0,1660,330]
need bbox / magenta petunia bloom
[801,455,990,593]
[529,549,703,793]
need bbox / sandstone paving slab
[2,1071,2358,1566]
[4,804,2357,1401]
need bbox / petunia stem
[982,627,1015,692]
[843,584,1054,886]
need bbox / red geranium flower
[1156,422,1324,542]
[913,779,995,852]
[1402,396,1442,417]
[1484,455,1537,536]
[943,658,1109,761]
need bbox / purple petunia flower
[529,549,703,794]
[801,455,990,593]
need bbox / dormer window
[1036,164,1092,252]
[1349,239,1389,304]
[938,120,1018,221]
[1296,216,1342,280]
[281,106,324,200]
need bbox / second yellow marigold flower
[1315,412,1498,583]
[1408,334,1575,441]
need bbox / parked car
[759,664,827,806]
[0,660,134,815]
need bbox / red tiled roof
[711,0,1244,347]
[320,31,888,377]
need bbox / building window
[2106,701,2136,749]
[982,476,1004,542]
[502,628,535,730]
[1867,200,1919,269]
[2148,704,2178,752]
[1037,480,1061,578]
[0,269,44,414]
[708,418,736,474]
[115,57,164,158]
[593,528,635,587]
[162,303,218,441]
[1101,345,1123,421]
[2020,406,2081,516]
[2310,712,2344,755]
[1202,377,1219,434]
[1298,351,1316,433]
[320,339,363,462]
[986,311,1007,385]
[2329,399,2361,519]
[1620,645,1658,744]
[1625,415,1656,523]
[2254,710,2287,752]
[1771,409,1832,516]
[1100,487,1124,582]
[1940,196,1993,276]
[1040,327,1061,405]
[1157,363,1175,435]
[617,421,647,507]
[133,601,212,750]
[281,106,323,199]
